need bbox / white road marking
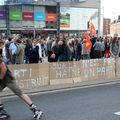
[1,80,120,100]
[114,111,120,115]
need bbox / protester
[50,39,59,62]
[16,39,25,64]
[29,40,39,64]
[82,39,90,59]
[110,37,120,58]
[104,37,111,58]
[68,40,74,61]
[25,39,33,64]
[93,38,102,59]
[75,37,82,61]
[9,38,18,64]
[58,39,70,62]
[46,38,53,62]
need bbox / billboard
[60,12,70,28]
[23,12,34,21]
[46,13,57,22]
[0,11,6,19]
[60,7,98,30]
[34,13,45,21]
[9,11,22,21]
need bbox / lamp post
[56,0,60,39]
[5,4,10,38]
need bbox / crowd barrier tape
[1,58,119,96]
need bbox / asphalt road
[2,83,120,120]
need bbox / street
[2,82,120,120]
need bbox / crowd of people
[0,35,120,64]
[0,34,120,119]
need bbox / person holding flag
[85,32,92,52]
[81,32,92,59]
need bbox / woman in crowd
[16,39,25,64]
[58,39,70,62]
[110,37,120,58]
[93,38,102,59]
[104,37,111,58]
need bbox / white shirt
[9,42,17,55]
[37,43,42,58]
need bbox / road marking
[114,111,120,115]
[1,80,120,100]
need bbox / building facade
[110,16,120,37]
[0,0,101,38]
[103,18,111,36]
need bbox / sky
[0,0,4,5]
[101,0,120,20]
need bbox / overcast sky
[101,0,120,20]
[0,0,4,5]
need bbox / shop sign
[34,13,45,21]
[46,13,57,22]
[0,11,6,19]
[23,12,34,21]
[9,11,22,21]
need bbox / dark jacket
[29,46,39,63]
[58,45,70,62]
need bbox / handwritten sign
[8,63,49,91]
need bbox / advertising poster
[60,7,98,30]
[46,13,57,22]
[9,11,22,21]
[0,11,6,19]
[60,10,70,28]
[34,13,45,21]
[23,12,34,21]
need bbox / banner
[9,11,22,21]
[34,13,45,21]
[23,12,34,21]
[46,13,57,22]
[90,20,96,36]
[85,32,92,52]
[60,7,98,30]
[0,11,6,19]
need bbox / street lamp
[56,0,60,39]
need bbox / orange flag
[85,32,92,52]
[90,20,96,36]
